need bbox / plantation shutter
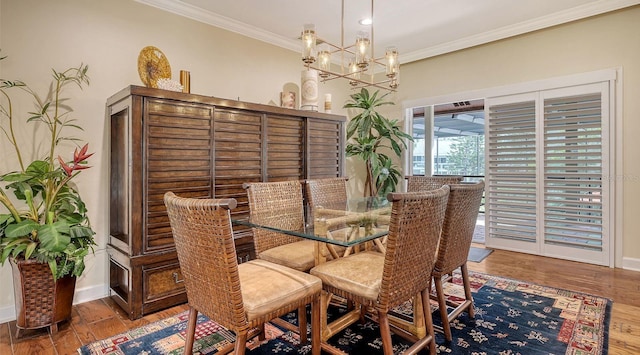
[486,95,538,244]
[485,81,611,266]
[542,91,604,251]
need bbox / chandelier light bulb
[318,47,331,78]
[355,31,370,69]
[302,24,317,64]
[385,46,399,78]
[349,59,360,86]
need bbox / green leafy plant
[344,88,413,197]
[0,54,95,279]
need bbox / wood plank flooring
[1,246,638,354]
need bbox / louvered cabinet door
[213,108,263,262]
[306,117,344,178]
[143,98,214,254]
[266,114,304,181]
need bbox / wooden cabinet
[107,86,345,319]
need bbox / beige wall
[1,0,638,321]
[395,6,640,266]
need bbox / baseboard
[0,283,109,325]
[0,305,16,325]
[622,256,640,271]
[73,283,111,305]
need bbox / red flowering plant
[0,53,96,279]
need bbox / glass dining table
[232,196,428,348]
[233,196,393,262]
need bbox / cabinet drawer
[143,261,186,303]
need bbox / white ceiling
[136,0,639,64]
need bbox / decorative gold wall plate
[137,46,171,88]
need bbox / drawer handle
[172,272,185,284]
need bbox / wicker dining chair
[164,192,322,355]
[304,177,350,258]
[431,180,485,341]
[406,175,464,192]
[305,177,348,210]
[311,186,450,355]
[243,180,318,271]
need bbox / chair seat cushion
[258,240,316,272]
[310,251,384,301]
[238,259,322,321]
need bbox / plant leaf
[24,242,38,259]
[37,221,71,252]
[5,219,39,238]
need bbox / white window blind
[543,93,603,251]
[485,81,611,266]
[487,99,537,243]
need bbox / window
[403,69,619,267]
[486,82,612,266]
[408,102,485,177]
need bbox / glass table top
[232,197,392,247]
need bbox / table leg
[314,241,327,265]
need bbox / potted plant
[344,88,413,197]
[0,53,95,336]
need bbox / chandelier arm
[312,66,396,91]
[351,81,396,92]
[317,37,357,55]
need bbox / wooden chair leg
[434,276,453,341]
[461,263,475,318]
[421,289,437,355]
[234,331,248,355]
[378,311,394,355]
[184,307,198,355]
[298,305,308,344]
[311,297,321,355]
[258,322,266,341]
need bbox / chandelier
[301,0,399,91]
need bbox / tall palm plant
[344,88,413,197]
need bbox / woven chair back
[406,175,464,192]
[163,192,248,332]
[305,177,348,209]
[244,180,305,255]
[434,181,485,275]
[378,186,450,312]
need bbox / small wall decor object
[137,46,171,88]
[300,69,318,111]
[180,70,190,93]
[281,91,296,109]
[282,82,299,109]
[324,93,332,113]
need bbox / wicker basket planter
[9,258,76,338]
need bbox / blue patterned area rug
[78,271,611,354]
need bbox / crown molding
[401,0,640,63]
[134,0,300,52]
[136,0,640,65]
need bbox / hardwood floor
[1,246,639,354]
